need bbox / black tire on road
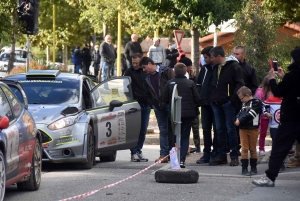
[0,150,6,201]
[99,151,117,162]
[17,139,42,191]
[155,169,199,183]
[81,125,95,169]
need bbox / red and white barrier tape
[59,147,180,201]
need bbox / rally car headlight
[48,116,78,130]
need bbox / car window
[2,86,22,118]
[0,87,14,122]
[0,53,10,61]
[19,79,80,104]
[91,78,132,107]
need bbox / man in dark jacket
[162,62,201,168]
[124,34,143,67]
[140,57,174,163]
[100,35,116,82]
[124,53,150,162]
[81,44,91,75]
[253,47,300,187]
[196,46,218,164]
[209,46,245,166]
[72,46,82,74]
[92,45,101,79]
[165,41,179,69]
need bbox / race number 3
[106,122,112,137]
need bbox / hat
[291,47,300,63]
[179,55,192,67]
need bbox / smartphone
[269,60,278,72]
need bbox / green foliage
[234,0,300,82]
[263,0,300,24]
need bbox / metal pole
[26,35,30,72]
[53,4,56,66]
[117,0,121,76]
[174,96,182,161]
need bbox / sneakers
[287,159,300,168]
[180,161,185,168]
[155,156,168,163]
[137,152,148,162]
[252,176,275,187]
[229,158,239,166]
[259,150,266,156]
[196,153,210,164]
[209,157,228,166]
[131,153,140,162]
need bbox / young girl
[255,75,272,156]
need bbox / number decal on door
[106,122,112,137]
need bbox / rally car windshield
[19,79,80,104]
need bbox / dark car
[4,70,141,169]
[0,81,42,200]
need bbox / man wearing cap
[148,37,166,66]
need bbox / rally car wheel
[0,151,6,201]
[100,151,117,162]
[82,125,95,169]
[17,139,42,191]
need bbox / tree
[234,0,300,82]
[136,0,245,73]
[263,0,300,24]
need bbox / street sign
[173,30,184,46]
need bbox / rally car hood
[28,104,78,125]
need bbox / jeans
[270,127,278,141]
[266,122,300,181]
[240,128,259,159]
[191,115,200,149]
[101,62,113,82]
[211,101,239,159]
[130,106,151,155]
[201,105,218,154]
[154,107,169,156]
[176,119,193,160]
[259,117,269,151]
[74,64,81,73]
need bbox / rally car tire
[99,151,117,162]
[155,169,199,183]
[17,139,42,191]
[82,125,95,169]
[0,150,6,201]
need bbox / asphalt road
[5,145,300,201]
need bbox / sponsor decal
[19,80,62,83]
[22,113,35,136]
[274,109,280,124]
[107,137,117,145]
[99,113,117,122]
[99,141,106,146]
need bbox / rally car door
[89,77,141,151]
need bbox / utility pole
[53,4,56,66]
[117,0,122,76]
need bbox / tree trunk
[8,15,16,74]
[62,45,68,66]
[46,46,50,65]
[103,23,108,38]
[190,27,200,75]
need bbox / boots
[250,158,258,175]
[241,159,250,176]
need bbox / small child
[235,86,262,176]
[263,95,286,172]
[162,62,201,168]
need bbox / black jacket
[124,67,149,106]
[165,49,179,68]
[269,62,300,123]
[239,60,258,95]
[145,65,175,109]
[81,47,91,65]
[162,75,201,119]
[124,41,143,65]
[236,98,262,129]
[211,57,245,107]
[197,64,215,106]
[100,42,116,64]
